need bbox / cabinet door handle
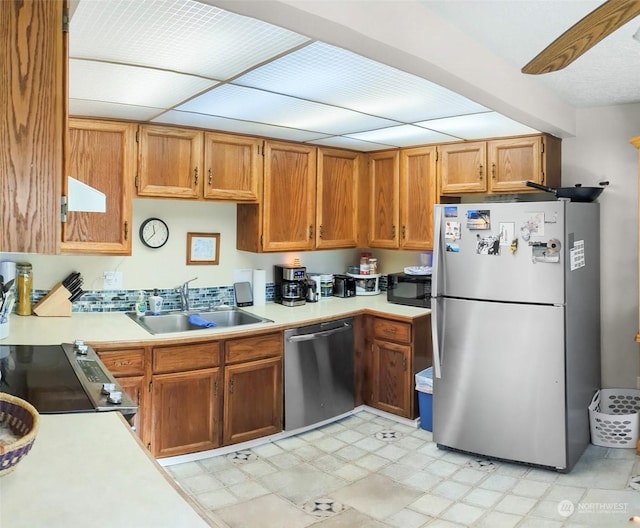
[402,357,407,371]
[208,168,212,186]
[402,225,406,239]
[214,380,218,397]
[392,225,396,239]
[194,167,199,185]
[124,221,128,241]
[229,379,234,394]
[309,225,314,240]
[478,164,483,180]
[492,162,496,179]
[319,225,324,239]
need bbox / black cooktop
[0,344,94,413]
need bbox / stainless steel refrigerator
[431,200,600,472]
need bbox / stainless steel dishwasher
[284,318,354,431]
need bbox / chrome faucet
[177,277,198,311]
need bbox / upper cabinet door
[203,133,262,202]
[137,125,203,198]
[438,141,487,194]
[488,136,542,193]
[400,146,437,251]
[262,141,316,252]
[1,0,64,254]
[63,119,136,255]
[368,151,400,249]
[316,148,361,249]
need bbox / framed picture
[187,232,220,265]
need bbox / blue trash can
[415,367,433,432]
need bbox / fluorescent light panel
[69,0,310,79]
[69,60,217,109]
[233,42,489,122]
[177,85,399,135]
[153,110,331,143]
[347,124,460,147]
[417,112,539,140]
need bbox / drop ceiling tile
[70,59,217,109]
[346,125,460,148]
[69,0,310,79]
[416,112,539,140]
[176,85,399,135]
[69,99,164,122]
[307,136,395,152]
[152,110,331,143]
[232,41,489,122]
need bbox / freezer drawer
[432,297,567,469]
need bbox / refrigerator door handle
[432,207,442,296]
[431,298,442,379]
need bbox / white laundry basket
[588,389,640,448]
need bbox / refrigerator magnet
[466,209,490,230]
[445,220,461,240]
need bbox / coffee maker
[274,265,306,307]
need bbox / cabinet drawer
[225,332,282,364]
[373,318,411,344]
[153,342,221,374]
[97,348,145,376]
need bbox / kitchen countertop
[4,295,430,345]
[0,413,212,528]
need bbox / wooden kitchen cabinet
[237,141,317,252]
[399,146,438,251]
[438,141,487,194]
[368,150,400,248]
[316,148,361,249]
[95,346,148,442]
[136,124,203,198]
[237,144,362,252]
[137,125,262,202]
[439,134,561,195]
[150,341,222,458]
[222,332,283,445]
[364,314,431,419]
[202,132,262,201]
[63,119,136,254]
[1,0,65,254]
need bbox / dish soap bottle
[149,289,163,315]
[135,291,147,317]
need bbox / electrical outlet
[103,271,123,290]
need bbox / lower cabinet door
[223,357,282,445]
[151,368,220,458]
[371,339,412,418]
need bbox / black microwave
[387,272,431,308]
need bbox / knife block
[33,283,72,317]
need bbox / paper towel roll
[252,269,266,306]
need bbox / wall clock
[139,217,169,249]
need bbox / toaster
[333,274,356,298]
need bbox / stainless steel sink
[125,308,272,335]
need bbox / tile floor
[165,410,640,527]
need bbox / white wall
[562,103,640,389]
[2,198,421,293]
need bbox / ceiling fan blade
[522,0,640,75]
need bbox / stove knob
[73,339,88,355]
[101,383,116,395]
[107,391,122,404]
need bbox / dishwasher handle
[286,322,352,343]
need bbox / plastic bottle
[149,288,163,315]
[135,291,147,317]
[359,253,370,275]
[16,262,32,316]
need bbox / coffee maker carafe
[274,265,306,307]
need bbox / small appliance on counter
[274,265,306,307]
[387,272,431,307]
[332,274,356,298]
[305,274,319,303]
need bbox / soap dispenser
[149,289,163,315]
[135,291,147,317]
